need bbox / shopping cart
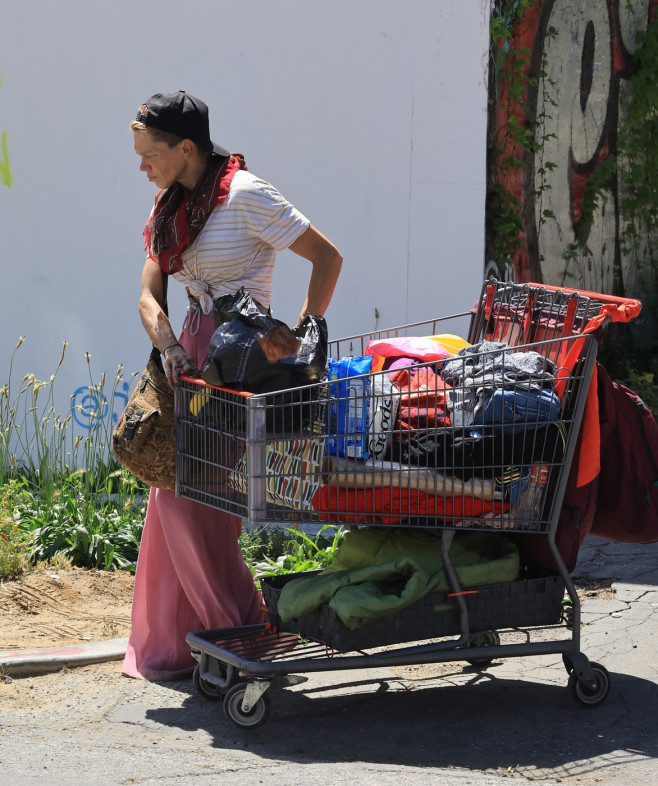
[177,279,640,729]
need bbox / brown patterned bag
[112,347,175,489]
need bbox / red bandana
[143,154,246,274]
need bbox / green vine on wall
[586,15,658,389]
[487,2,658,397]
[489,2,658,299]
[486,1,531,274]
[582,17,658,289]
[486,1,557,275]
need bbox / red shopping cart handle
[526,281,642,310]
[179,374,254,397]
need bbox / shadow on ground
[146,665,658,779]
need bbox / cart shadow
[146,668,658,777]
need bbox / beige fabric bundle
[320,456,495,500]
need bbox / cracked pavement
[0,535,656,785]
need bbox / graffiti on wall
[71,381,130,430]
[0,132,10,187]
[493,0,657,294]
[0,75,11,187]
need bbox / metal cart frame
[177,279,637,728]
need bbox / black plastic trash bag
[200,287,328,395]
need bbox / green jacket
[278,528,519,630]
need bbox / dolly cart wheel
[223,681,271,729]
[568,661,611,707]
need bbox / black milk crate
[260,571,566,652]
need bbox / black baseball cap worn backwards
[136,91,230,158]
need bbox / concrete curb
[0,637,128,678]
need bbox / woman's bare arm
[139,257,195,386]
[288,224,343,326]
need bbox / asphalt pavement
[0,534,656,785]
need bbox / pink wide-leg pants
[122,311,265,681]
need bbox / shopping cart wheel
[223,682,271,729]
[193,663,234,701]
[465,631,500,667]
[568,662,611,707]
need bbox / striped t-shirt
[171,170,310,313]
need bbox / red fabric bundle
[311,485,508,526]
[388,366,452,433]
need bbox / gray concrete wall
[0,0,489,440]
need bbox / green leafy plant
[624,370,658,414]
[0,337,141,498]
[0,339,148,575]
[243,525,346,579]
[0,337,347,578]
[0,504,29,580]
[5,473,145,573]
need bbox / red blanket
[311,485,508,525]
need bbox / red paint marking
[0,646,87,659]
